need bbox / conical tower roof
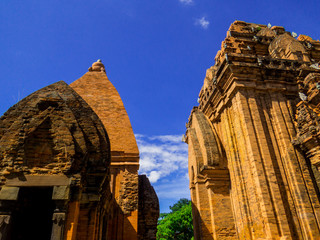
[70,60,139,155]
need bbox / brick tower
[0,61,159,240]
[71,60,159,240]
[185,21,320,240]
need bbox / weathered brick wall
[0,81,110,178]
[138,175,159,240]
[118,168,139,214]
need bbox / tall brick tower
[71,60,159,240]
[185,21,320,240]
[71,60,140,240]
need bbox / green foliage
[157,198,194,240]
[169,198,190,213]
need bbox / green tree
[157,199,194,240]
[169,198,190,213]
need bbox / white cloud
[136,134,191,213]
[136,134,188,183]
[149,134,183,143]
[149,171,162,183]
[195,17,210,29]
[155,178,190,199]
[179,0,193,5]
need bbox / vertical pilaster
[194,180,213,239]
[220,109,253,240]
[190,184,201,240]
[51,211,66,240]
[64,201,80,240]
[270,92,320,239]
[205,170,237,239]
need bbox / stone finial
[88,59,105,72]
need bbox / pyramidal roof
[70,60,139,155]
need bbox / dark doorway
[11,187,55,240]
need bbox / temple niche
[0,61,159,240]
[185,21,320,239]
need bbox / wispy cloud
[155,178,190,200]
[136,134,190,212]
[149,135,182,143]
[136,134,188,183]
[195,16,210,29]
[179,0,193,5]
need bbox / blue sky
[1,0,320,213]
